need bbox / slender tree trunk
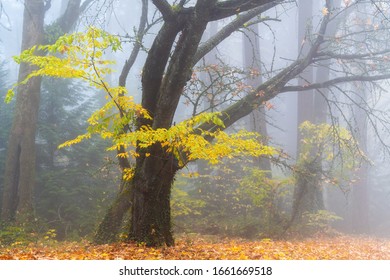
[290,0,319,226]
[350,85,369,233]
[291,160,324,225]
[242,23,271,172]
[290,0,343,227]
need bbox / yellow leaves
[104,112,279,169]
[123,168,135,181]
[58,133,91,148]
[6,26,280,169]
[8,26,121,104]
[2,235,390,260]
[123,113,277,167]
[4,89,14,103]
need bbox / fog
[1,0,390,244]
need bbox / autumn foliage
[1,235,390,260]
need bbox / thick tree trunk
[93,181,133,244]
[95,147,178,246]
[128,146,178,246]
[1,0,45,223]
[129,171,175,246]
[290,0,343,228]
[289,0,316,227]
[1,0,91,223]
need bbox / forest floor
[1,234,390,260]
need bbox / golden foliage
[1,236,390,260]
[7,26,279,172]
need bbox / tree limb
[315,49,390,61]
[119,0,148,87]
[117,0,149,171]
[199,0,332,132]
[194,2,279,64]
[152,0,175,21]
[80,0,95,14]
[280,74,390,93]
[210,0,285,21]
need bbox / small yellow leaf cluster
[123,168,135,181]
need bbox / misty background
[1,0,390,243]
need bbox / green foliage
[0,224,36,246]
[44,24,64,45]
[239,168,293,235]
[172,159,293,238]
[297,121,366,188]
[302,210,343,235]
[171,186,206,218]
[289,121,363,234]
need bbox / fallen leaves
[1,235,390,260]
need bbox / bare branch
[280,74,390,93]
[315,49,390,61]
[199,0,333,132]
[119,0,148,87]
[194,2,279,64]
[80,0,95,14]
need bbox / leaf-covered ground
[1,235,390,260]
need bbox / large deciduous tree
[94,0,285,246]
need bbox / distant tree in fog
[1,0,94,224]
